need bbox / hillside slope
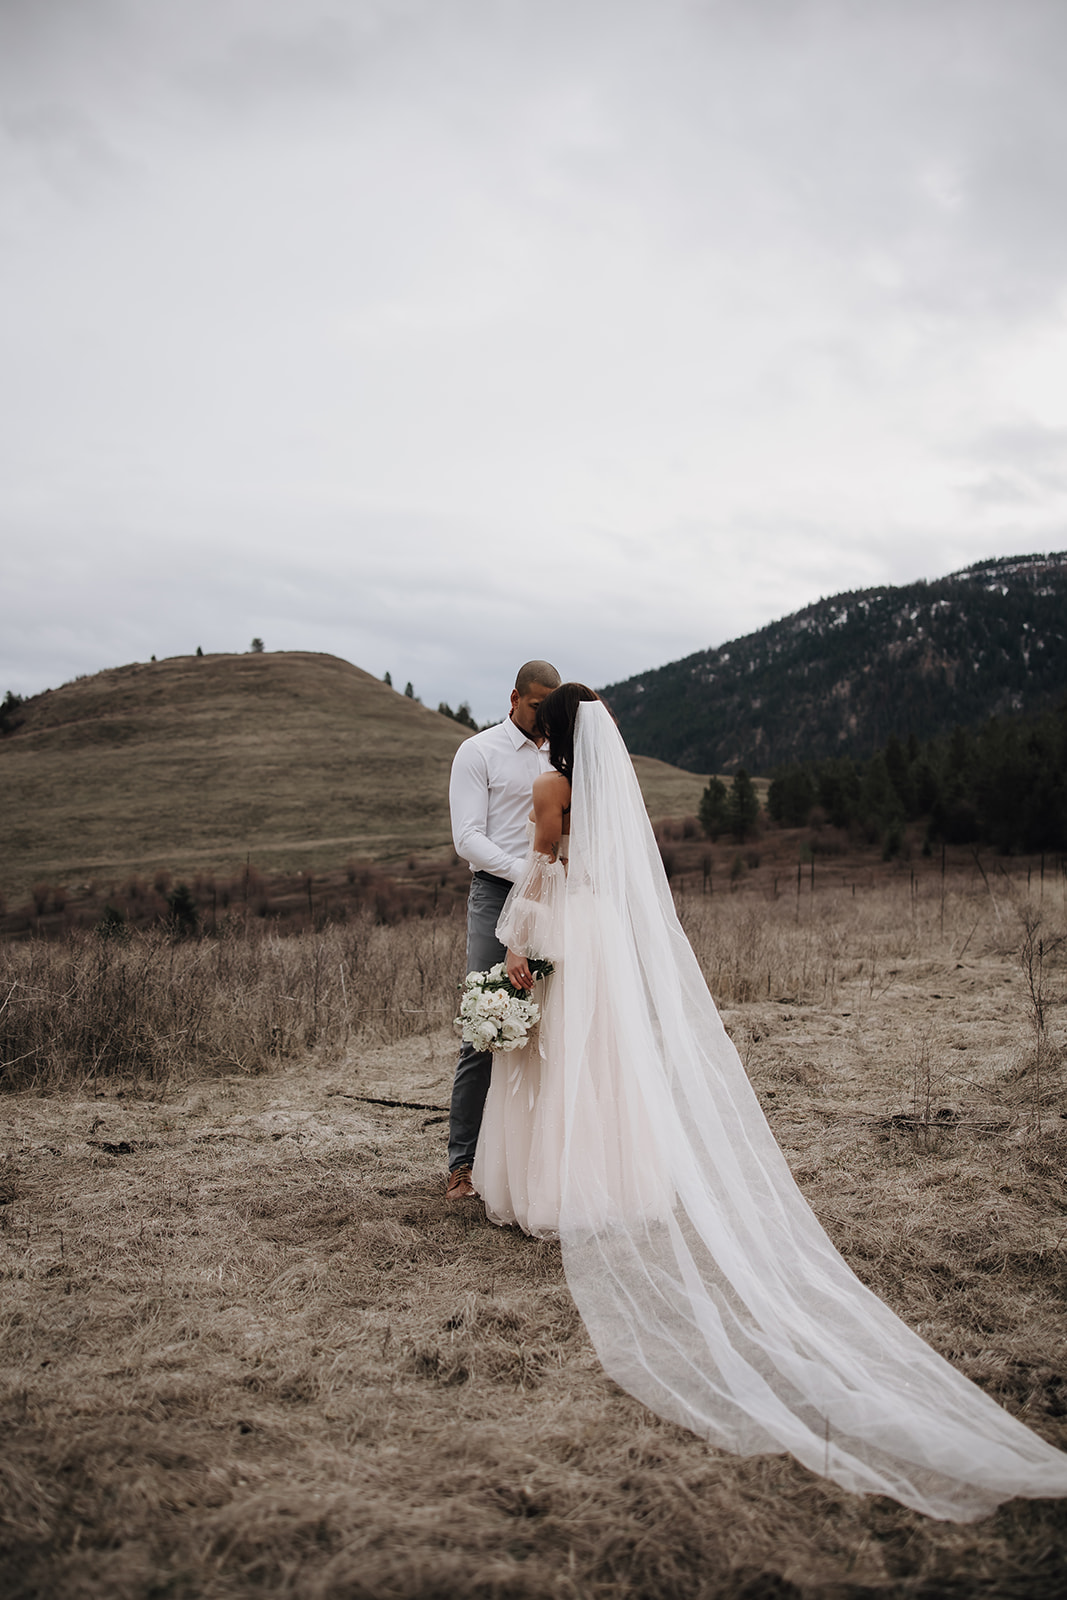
[0,652,708,901]
[601,552,1067,773]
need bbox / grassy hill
[602,551,1067,773]
[0,652,709,906]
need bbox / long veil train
[548,700,1067,1522]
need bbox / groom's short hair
[515,660,561,695]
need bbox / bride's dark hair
[536,683,600,779]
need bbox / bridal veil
[546,699,1067,1522]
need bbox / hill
[0,652,709,904]
[600,552,1067,773]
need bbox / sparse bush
[96,904,128,939]
[167,883,199,938]
[882,821,905,860]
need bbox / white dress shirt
[449,715,552,882]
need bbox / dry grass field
[0,651,710,914]
[2,865,1066,1598]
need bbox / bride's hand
[506,949,533,991]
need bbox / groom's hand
[507,951,534,991]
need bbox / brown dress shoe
[446,1165,477,1200]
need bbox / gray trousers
[448,872,510,1172]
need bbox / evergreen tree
[728,769,760,841]
[860,751,899,828]
[404,682,415,699]
[913,760,941,815]
[884,734,915,813]
[767,766,816,826]
[818,758,861,829]
[0,690,25,736]
[698,777,729,839]
[250,637,264,653]
[384,671,393,687]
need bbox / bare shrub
[1015,905,1065,1133]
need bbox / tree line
[761,697,1067,855]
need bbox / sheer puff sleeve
[495,851,567,962]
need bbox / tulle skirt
[473,950,673,1237]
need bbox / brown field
[2,864,1066,1598]
[0,651,711,916]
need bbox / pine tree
[698,777,729,839]
[728,769,760,841]
[0,690,25,736]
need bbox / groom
[445,659,561,1198]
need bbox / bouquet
[454,959,554,1054]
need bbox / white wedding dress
[472,700,1067,1522]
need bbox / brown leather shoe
[446,1165,477,1200]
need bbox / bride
[471,683,1067,1523]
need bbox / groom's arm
[449,741,525,882]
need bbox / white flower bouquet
[454,959,554,1054]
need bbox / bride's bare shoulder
[533,769,571,805]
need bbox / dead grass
[0,916,465,1092]
[0,652,472,902]
[2,878,1067,1597]
[0,653,711,910]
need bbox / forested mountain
[600,553,1067,773]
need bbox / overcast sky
[3,0,1067,720]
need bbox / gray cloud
[2,0,1067,718]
